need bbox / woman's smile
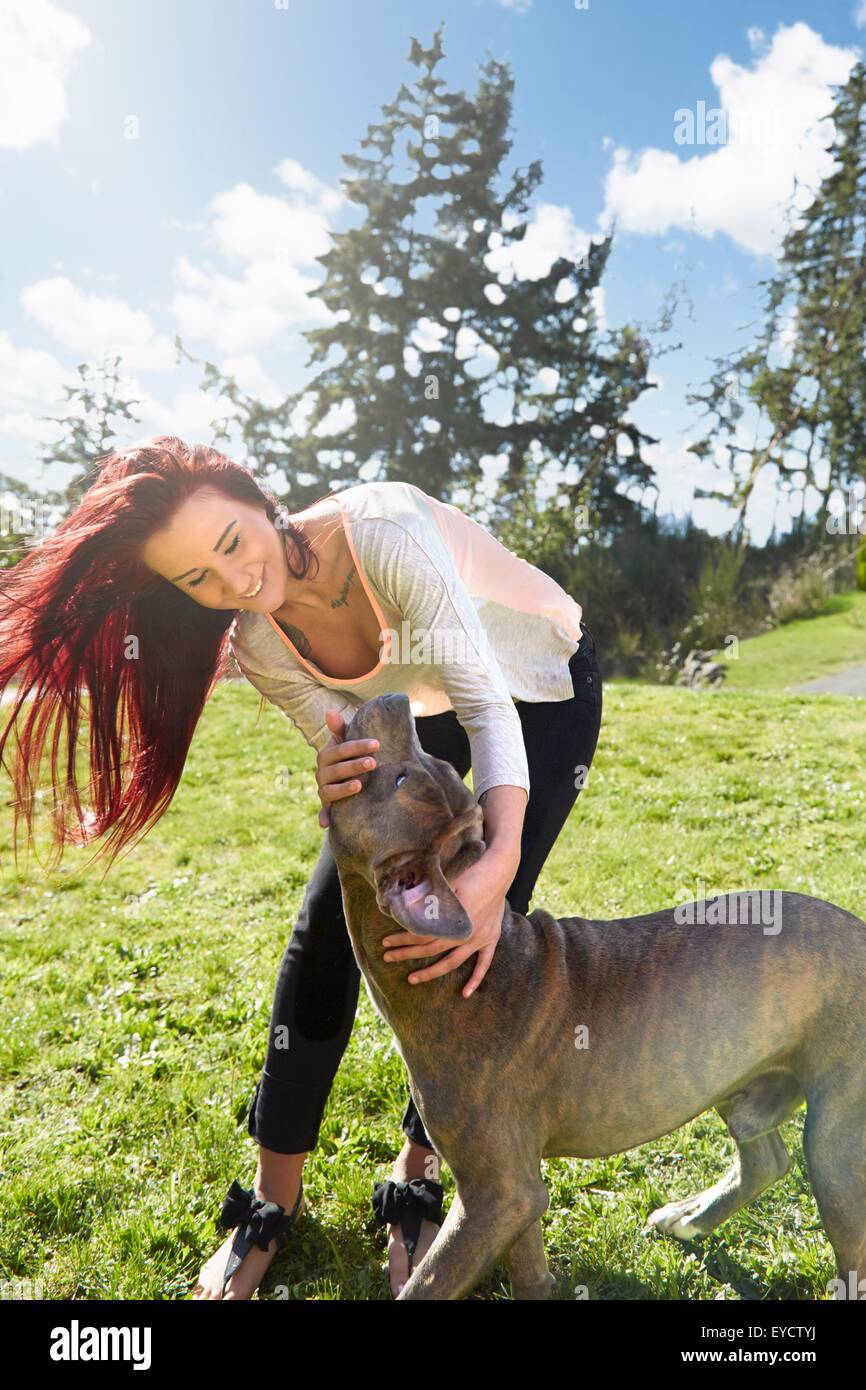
[238,568,265,601]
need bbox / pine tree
[195,27,659,530]
[687,62,866,544]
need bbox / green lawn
[2,675,865,1300]
[716,589,866,691]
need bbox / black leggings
[247,625,603,1154]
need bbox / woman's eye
[186,532,240,589]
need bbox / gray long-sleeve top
[228,480,584,803]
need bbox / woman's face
[140,485,290,612]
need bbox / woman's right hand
[316,708,379,829]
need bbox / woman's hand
[380,850,514,998]
[316,708,379,829]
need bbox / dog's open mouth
[371,820,482,940]
[389,878,431,909]
[380,864,432,917]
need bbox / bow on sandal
[371,1177,444,1264]
[216,1178,304,1295]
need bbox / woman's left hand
[380,853,513,998]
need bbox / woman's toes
[190,1230,279,1300]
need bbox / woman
[0,435,603,1300]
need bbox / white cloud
[487,203,593,280]
[0,413,65,455]
[314,398,357,436]
[129,385,228,445]
[602,23,857,256]
[494,0,533,12]
[2,374,245,493]
[0,330,74,460]
[275,158,343,214]
[171,172,342,353]
[207,181,334,266]
[643,425,807,544]
[172,256,329,355]
[483,202,606,325]
[854,2,866,30]
[0,330,70,410]
[128,356,284,431]
[20,277,176,371]
[0,0,91,150]
[643,438,736,534]
[479,205,608,333]
[0,337,218,487]
[219,355,285,407]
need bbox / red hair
[0,436,321,872]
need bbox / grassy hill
[715,590,866,691]
[2,671,865,1300]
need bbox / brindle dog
[327,692,866,1300]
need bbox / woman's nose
[219,561,255,599]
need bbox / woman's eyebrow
[170,519,238,582]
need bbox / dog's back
[454,890,866,1161]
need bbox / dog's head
[327,694,486,940]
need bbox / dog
[326,692,866,1300]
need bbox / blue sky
[3,0,865,541]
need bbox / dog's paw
[643,1196,710,1240]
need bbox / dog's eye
[395,772,407,787]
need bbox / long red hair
[0,436,320,872]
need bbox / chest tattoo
[331,564,357,609]
[278,621,313,659]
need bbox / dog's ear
[374,851,474,939]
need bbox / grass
[716,589,866,691]
[2,674,866,1300]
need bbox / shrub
[857,539,866,592]
[767,554,834,625]
[685,547,746,648]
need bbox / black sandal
[371,1177,444,1264]
[216,1178,304,1296]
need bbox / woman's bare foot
[386,1139,442,1297]
[191,1149,306,1300]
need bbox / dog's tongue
[394,879,432,908]
[385,877,435,933]
[381,868,473,940]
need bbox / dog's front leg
[504,1218,556,1300]
[397,1182,548,1301]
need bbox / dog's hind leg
[802,1087,866,1298]
[397,1178,550,1301]
[647,1070,802,1241]
[646,1129,791,1240]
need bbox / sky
[2,0,866,543]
